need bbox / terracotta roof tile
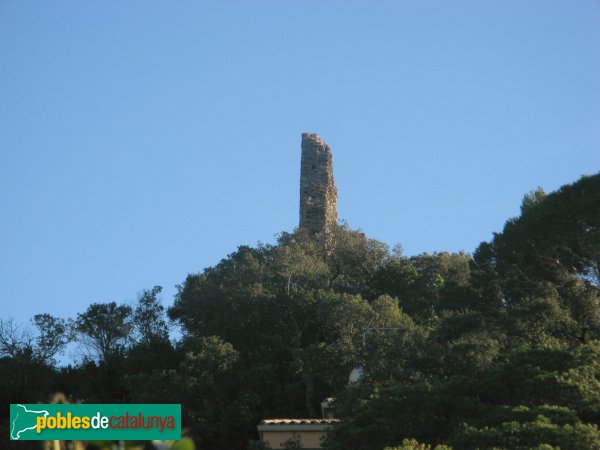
[259,418,339,426]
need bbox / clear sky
[1,1,599,326]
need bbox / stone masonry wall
[299,133,338,235]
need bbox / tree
[281,433,303,449]
[386,439,452,450]
[323,341,600,450]
[132,286,170,345]
[472,174,600,345]
[0,318,32,360]
[75,302,132,361]
[31,313,73,364]
[128,336,249,450]
[520,187,547,214]
[0,315,71,365]
[370,251,475,322]
[474,174,600,298]
[1,173,598,449]
[451,413,600,450]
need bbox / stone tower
[299,133,338,235]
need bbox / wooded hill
[2,173,599,450]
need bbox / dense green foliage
[1,173,599,449]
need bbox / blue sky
[1,1,599,326]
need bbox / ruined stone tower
[299,133,338,235]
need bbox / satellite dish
[349,367,364,383]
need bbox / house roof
[257,418,340,433]
[259,418,339,425]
